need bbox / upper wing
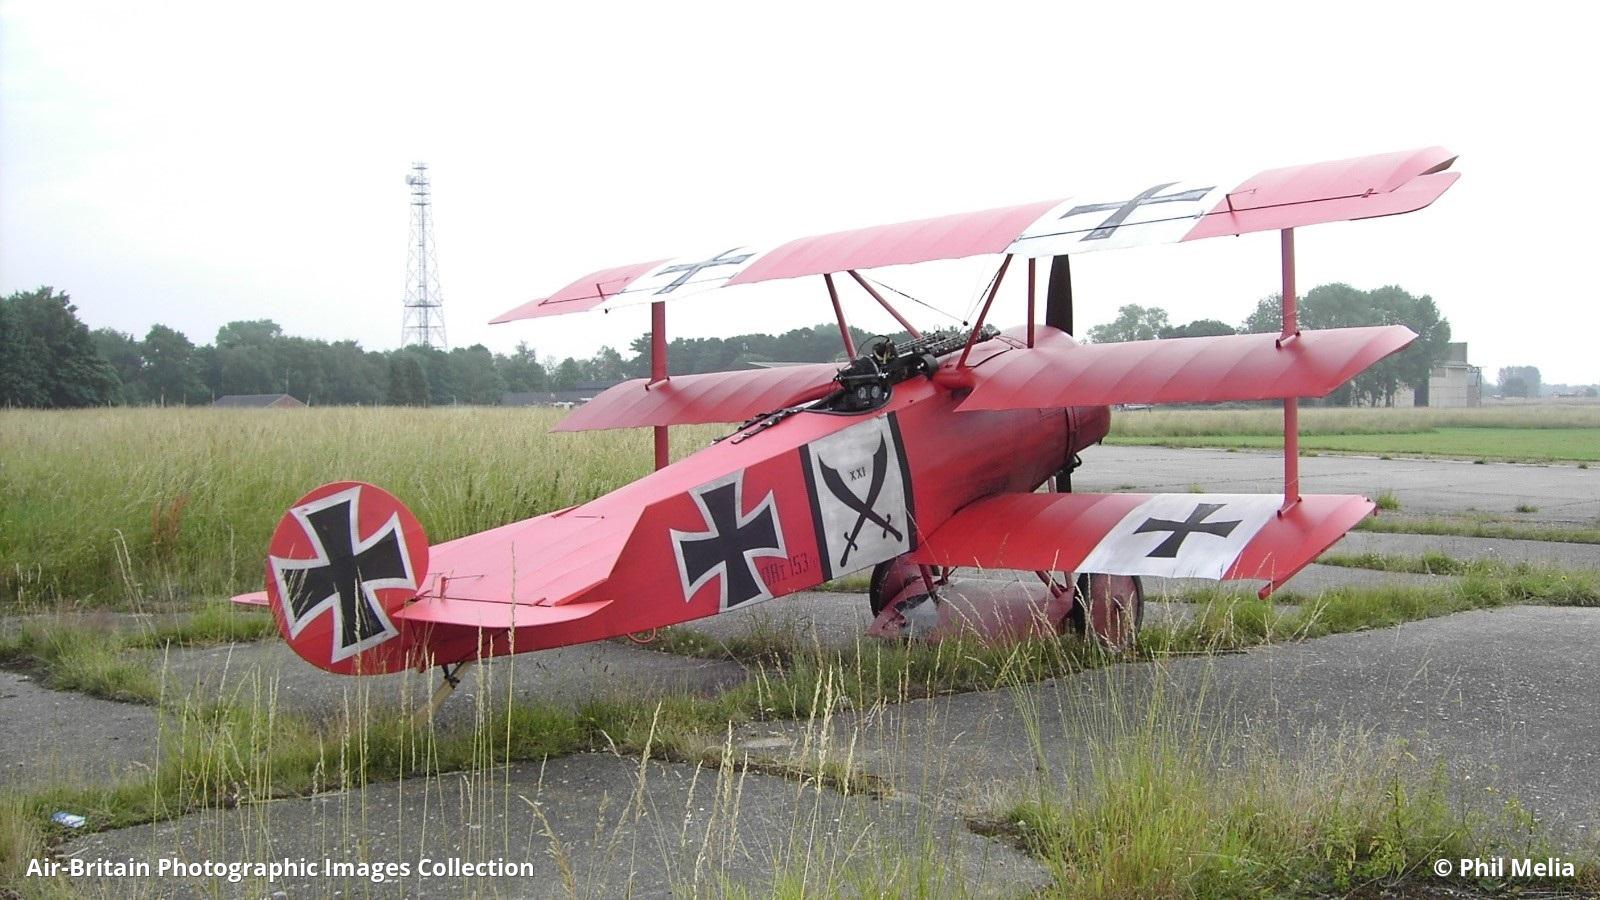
[555,363,839,432]
[911,492,1374,596]
[957,325,1416,410]
[493,147,1457,323]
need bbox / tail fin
[256,481,430,675]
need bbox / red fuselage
[413,337,1110,668]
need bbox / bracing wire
[861,275,969,327]
[962,262,1006,325]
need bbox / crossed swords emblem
[817,435,903,568]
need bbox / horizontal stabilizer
[231,590,269,607]
[958,325,1415,411]
[911,492,1374,596]
[394,596,610,631]
[555,364,839,431]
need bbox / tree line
[3,282,1471,409]
[0,287,887,408]
[1496,366,1541,399]
[1086,283,1454,406]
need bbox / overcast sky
[2,1,1594,384]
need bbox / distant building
[211,393,307,409]
[501,381,618,408]
[1425,342,1481,407]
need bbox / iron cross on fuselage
[653,248,753,294]
[1132,502,1243,558]
[676,481,783,608]
[1061,182,1216,240]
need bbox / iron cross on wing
[651,248,754,294]
[1132,502,1243,558]
[1061,182,1217,240]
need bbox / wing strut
[1026,258,1037,347]
[1279,229,1300,513]
[650,300,669,470]
[957,255,1012,367]
[824,273,856,357]
[847,270,922,339]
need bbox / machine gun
[727,326,1004,441]
[832,326,1000,413]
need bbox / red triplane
[236,147,1460,688]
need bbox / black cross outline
[1060,182,1216,240]
[817,435,903,568]
[270,490,414,661]
[1132,502,1243,558]
[652,248,754,294]
[673,477,785,609]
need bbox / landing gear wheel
[868,558,949,616]
[870,557,934,611]
[1069,573,1144,651]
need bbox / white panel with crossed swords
[804,417,913,578]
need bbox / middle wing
[911,492,1374,596]
[957,325,1416,410]
[555,363,839,431]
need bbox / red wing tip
[489,300,552,324]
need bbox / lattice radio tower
[401,162,448,349]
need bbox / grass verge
[1318,551,1600,578]
[1106,426,1600,462]
[1355,515,1600,545]
[1152,567,1598,651]
[1108,405,1600,438]
[974,725,1594,898]
[0,604,275,703]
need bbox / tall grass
[7,564,1600,896]
[1108,403,1600,437]
[0,407,722,609]
[2,649,986,897]
[987,696,1486,897]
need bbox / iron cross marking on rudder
[1060,182,1216,240]
[1132,502,1243,558]
[675,480,784,608]
[274,496,410,657]
[653,248,754,294]
[817,435,902,568]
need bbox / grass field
[1108,426,1600,461]
[1107,404,1600,462]
[1107,403,1600,437]
[3,404,1596,610]
[0,407,723,609]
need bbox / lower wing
[911,492,1373,597]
